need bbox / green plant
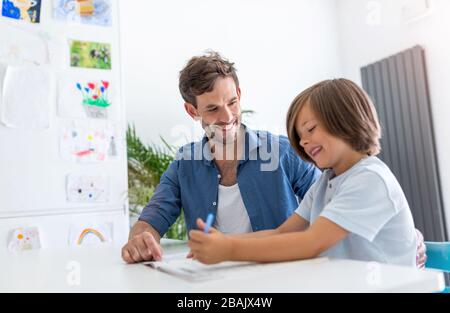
[127,124,187,240]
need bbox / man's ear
[184,102,200,121]
[237,87,241,100]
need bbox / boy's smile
[296,101,365,176]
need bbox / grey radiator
[361,46,446,241]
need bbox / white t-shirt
[214,184,253,234]
[295,156,417,266]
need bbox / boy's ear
[184,103,200,121]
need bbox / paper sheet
[2,0,42,24]
[1,66,51,130]
[143,254,258,282]
[7,227,41,252]
[69,40,111,70]
[66,173,109,203]
[68,222,113,246]
[60,121,120,162]
[57,74,116,120]
[0,63,6,111]
[144,255,330,282]
[53,0,112,27]
[0,24,49,65]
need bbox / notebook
[142,252,257,282]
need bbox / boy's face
[185,76,242,145]
[295,102,353,173]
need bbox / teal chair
[425,242,450,293]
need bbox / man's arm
[129,220,161,242]
[122,156,183,264]
[122,221,163,264]
[138,157,183,237]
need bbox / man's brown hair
[179,51,239,107]
[286,78,381,163]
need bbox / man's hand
[416,229,427,268]
[122,225,163,264]
[188,218,233,264]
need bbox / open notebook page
[142,252,258,282]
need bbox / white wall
[120,0,342,147]
[336,0,450,233]
[0,0,129,248]
[120,0,450,233]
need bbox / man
[121,51,426,266]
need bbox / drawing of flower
[76,80,111,119]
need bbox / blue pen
[204,213,215,234]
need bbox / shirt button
[329,184,332,189]
[213,202,217,206]
[218,174,221,179]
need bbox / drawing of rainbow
[77,228,106,245]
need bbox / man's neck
[209,126,245,186]
[210,125,245,163]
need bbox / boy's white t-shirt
[295,156,417,266]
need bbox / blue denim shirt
[139,126,321,237]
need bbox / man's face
[186,77,242,145]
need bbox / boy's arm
[232,214,309,239]
[229,217,347,262]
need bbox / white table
[0,240,445,293]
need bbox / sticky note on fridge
[7,227,41,252]
[0,66,51,130]
[68,222,113,246]
[66,173,109,203]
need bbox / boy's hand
[186,218,206,259]
[188,218,233,264]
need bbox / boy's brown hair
[179,51,239,107]
[286,78,381,163]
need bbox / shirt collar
[200,124,263,167]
